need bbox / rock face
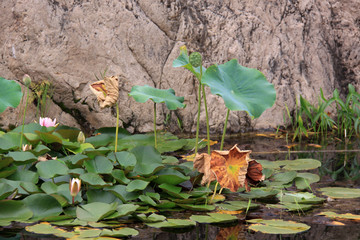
[0,0,359,134]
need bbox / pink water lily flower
[39,117,57,127]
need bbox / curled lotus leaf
[90,76,119,108]
[193,153,216,185]
[210,145,251,192]
[245,160,265,191]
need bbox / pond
[1,133,359,240]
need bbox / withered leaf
[193,153,216,185]
[90,76,119,108]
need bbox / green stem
[201,85,211,155]
[220,109,230,150]
[194,84,202,156]
[20,87,30,149]
[154,102,157,149]
[115,103,119,152]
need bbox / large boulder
[0,0,359,134]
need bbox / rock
[0,0,359,134]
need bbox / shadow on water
[1,133,359,240]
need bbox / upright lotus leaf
[22,194,63,221]
[172,45,206,80]
[0,77,23,113]
[210,145,251,192]
[201,59,276,118]
[193,153,216,185]
[129,85,185,110]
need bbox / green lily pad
[190,213,237,224]
[237,188,279,199]
[137,213,166,223]
[139,195,157,206]
[247,219,310,234]
[217,201,259,211]
[0,77,22,113]
[86,134,114,148]
[76,202,118,222]
[201,59,276,118]
[129,85,185,110]
[177,204,215,211]
[100,228,139,238]
[67,154,89,167]
[35,131,63,144]
[131,145,164,176]
[0,200,33,222]
[105,185,139,202]
[36,160,69,179]
[107,151,136,171]
[147,219,196,229]
[0,182,17,200]
[282,159,321,171]
[105,204,139,219]
[159,183,191,199]
[153,168,190,185]
[318,187,360,199]
[0,154,13,169]
[87,189,120,204]
[31,144,50,156]
[25,222,75,238]
[22,194,63,221]
[0,165,17,178]
[318,211,360,220]
[126,180,149,192]
[156,200,177,209]
[7,169,39,183]
[0,132,21,151]
[80,173,111,187]
[272,171,297,183]
[84,156,113,174]
[279,192,325,204]
[295,173,320,190]
[7,151,38,165]
[111,169,130,184]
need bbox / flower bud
[189,52,202,68]
[22,74,32,86]
[77,131,86,144]
[69,178,81,204]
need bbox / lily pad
[190,213,237,224]
[22,193,63,221]
[0,182,17,200]
[153,168,190,185]
[105,204,139,219]
[295,173,320,190]
[159,183,191,199]
[318,187,360,199]
[108,151,136,170]
[0,200,33,222]
[111,169,130,184]
[80,173,111,187]
[25,222,75,239]
[131,145,164,176]
[247,219,310,234]
[318,211,360,220]
[87,189,120,204]
[237,188,279,200]
[201,59,276,118]
[126,180,149,192]
[7,151,38,165]
[76,202,118,222]
[36,160,69,179]
[129,85,185,110]
[137,213,166,223]
[282,159,321,171]
[84,156,113,174]
[177,204,215,211]
[146,219,196,229]
[105,185,139,202]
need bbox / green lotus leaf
[126,180,149,192]
[31,144,51,156]
[237,188,279,199]
[318,211,360,220]
[177,204,216,211]
[111,169,130,184]
[319,187,360,199]
[36,160,69,179]
[152,168,190,185]
[0,182,17,200]
[69,142,94,154]
[107,151,136,171]
[278,192,325,204]
[25,222,75,238]
[22,193,63,221]
[139,195,157,206]
[172,47,205,80]
[7,168,39,183]
[20,181,42,194]
[146,219,196,229]
[272,171,297,183]
[100,227,139,238]
[129,85,185,110]
[162,156,179,164]
[6,151,38,165]
[0,178,28,195]
[157,139,188,153]
[266,203,314,212]
[190,213,237,224]
[105,203,139,219]
[54,126,81,142]
[146,192,160,201]
[295,173,320,190]
[12,123,45,134]
[131,145,164,176]
[137,213,166,223]
[0,200,33,222]
[80,173,111,187]
[217,201,259,211]
[0,165,17,178]
[282,159,321,171]
[159,183,191,199]
[86,189,120,204]
[105,185,139,202]
[156,200,177,209]
[35,131,63,144]
[84,156,113,174]
[247,219,310,234]
[201,59,276,118]
[53,183,83,205]
[0,155,13,169]
[0,77,23,113]
[86,134,114,148]
[76,202,118,222]
[66,154,89,167]
[83,147,111,159]
[0,132,22,151]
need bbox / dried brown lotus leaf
[90,76,119,108]
[193,153,216,185]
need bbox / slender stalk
[202,85,211,155]
[220,109,230,150]
[114,103,119,152]
[194,85,202,156]
[153,102,157,149]
[20,86,30,148]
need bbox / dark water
[1,133,360,240]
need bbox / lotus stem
[20,86,30,148]
[115,103,119,152]
[220,109,230,150]
[245,199,251,218]
[210,181,219,204]
[154,102,157,149]
[218,187,224,195]
[201,84,211,155]
[194,83,202,156]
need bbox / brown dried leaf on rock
[90,76,119,108]
[210,145,251,192]
[193,153,216,185]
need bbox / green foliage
[0,77,23,113]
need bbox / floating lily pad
[282,159,321,170]
[272,171,297,183]
[318,211,360,220]
[87,189,120,204]
[100,228,139,238]
[190,213,237,224]
[131,146,164,176]
[237,188,279,200]
[105,185,139,202]
[22,194,63,221]
[295,173,320,190]
[318,187,360,199]
[25,222,75,239]
[139,195,157,206]
[247,219,310,234]
[105,204,139,219]
[76,202,118,222]
[108,151,136,171]
[7,151,38,165]
[0,182,17,200]
[36,160,69,179]
[146,219,196,229]
[177,204,215,211]
[217,201,259,211]
[126,180,149,192]
[137,213,166,223]
[0,200,33,222]
[7,168,39,183]
[111,169,130,184]
[279,192,325,204]
[84,156,113,174]
[153,168,190,185]
[0,132,21,151]
[80,173,111,187]
[159,183,191,199]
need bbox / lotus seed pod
[189,52,202,68]
[22,74,31,86]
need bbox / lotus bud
[189,52,202,68]
[77,131,85,144]
[22,144,32,151]
[69,178,81,204]
[22,74,32,87]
